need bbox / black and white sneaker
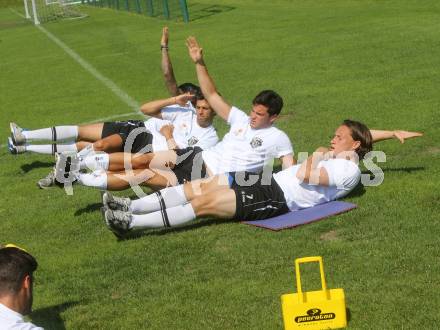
[102,192,132,212]
[103,208,133,239]
[10,122,26,145]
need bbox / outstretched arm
[370,130,423,144]
[186,36,232,121]
[140,93,195,118]
[161,27,179,97]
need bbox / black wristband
[161,45,169,50]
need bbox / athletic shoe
[103,208,132,239]
[37,168,56,189]
[7,137,26,154]
[102,192,132,212]
[10,122,26,145]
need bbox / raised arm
[161,27,179,97]
[140,93,194,118]
[370,130,423,143]
[186,37,232,121]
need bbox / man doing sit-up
[101,120,422,238]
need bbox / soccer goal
[24,0,87,25]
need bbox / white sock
[25,143,78,155]
[130,203,196,229]
[77,171,107,190]
[23,126,78,141]
[130,185,188,214]
[77,144,95,158]
[79,153,109,170]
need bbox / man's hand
[175,93,195,106]
[160,124,174,139]
[314,147,334,161]
[393,130,423,143]
[186,36,203,64]
[161,27,169,47]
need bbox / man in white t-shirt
[0,246,43,330]
[66,36,294,191]
[101,121,422,237]
[66,92,219,191]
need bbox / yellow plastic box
[281,256,346,330]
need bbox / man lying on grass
[101,120,422,238]
[54,37,294,191]
[8,28,218,189]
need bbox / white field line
[3,9,149,149]
[9,8,142,115]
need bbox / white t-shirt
[273,158,361,211]
[0,303,43,330]
[202,107,293,175]
[143,102,218,152]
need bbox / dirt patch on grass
[427,147,440,154]
[320,230,340,241]
[0,20,29,30]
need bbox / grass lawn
[0,0,439,328]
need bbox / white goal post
[24,0,86,25]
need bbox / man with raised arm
[101,123,422,238]
[65,36,294,191]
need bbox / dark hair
[0,247,38,296]
[178,83,200,95]
[194,90,205,101]
[342,119,373,159]
[252,90,284,116]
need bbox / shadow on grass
[362,166,424,175]
[21,161,54,173]
[345,183,366,199]
[30,301,79,330]
[74,203,102,216]
[117,218,237,241]
[188,3,235,21]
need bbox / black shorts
[229,171,289,221]
[172,147,207,184]
[102,120,153,154]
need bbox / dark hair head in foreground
[0,247,38,315]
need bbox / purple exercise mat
[242,201,357,231]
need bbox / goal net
[24,0,87,24]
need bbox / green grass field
[1,0,439,328]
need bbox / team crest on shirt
[187,136,199,146]
[250,137,263,148]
